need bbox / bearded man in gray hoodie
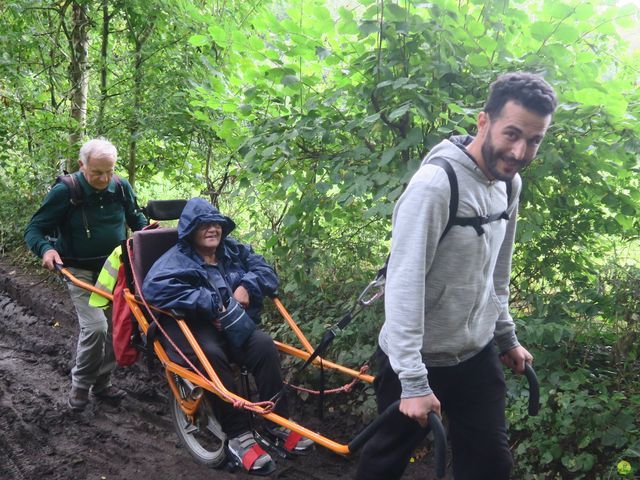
[356,72,557,480]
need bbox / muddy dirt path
[0,256,445,480]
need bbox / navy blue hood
[178,198,236,241]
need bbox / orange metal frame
[61,266,374,455]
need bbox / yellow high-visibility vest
[89,245,122,308]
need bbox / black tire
[170,393,227,467]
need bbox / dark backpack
[54,172,127,208]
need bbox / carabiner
[357,276,385,306]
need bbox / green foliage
[507,314,640,479]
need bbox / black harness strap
[428,158,458,242]
[430,157,513,238]
[373,159,513,279]
[453,211,510,236]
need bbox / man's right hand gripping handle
[42,249,62,271]
[399,393,442,428]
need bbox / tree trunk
[125,12,154,189]
[127,36,143,188]
[96,0,110,135]
[68,2,89,171]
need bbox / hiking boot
[67,386,89,412]
[265,424,314,454]
[91,385,127,402]
[227,431,275,474]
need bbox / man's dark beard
[481,134,517,182]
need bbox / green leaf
[386,3,407,20]
[208,25,227,46]
[530,21,555,41]
[381,148,397,166]
[238,104,253,115]
[615,213,633,230]
[315,46,331,60]
[248,36,264,51]
[388,103,410,121]
[468,53,490,67]
[359,20,379,36]
[621,203,636,216]
[188,34,209,47]
[364,112,381,123]
[281,74,300,86]
[555,25,580,44]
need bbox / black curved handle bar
[524,363,540,416]
[348,400,447,478]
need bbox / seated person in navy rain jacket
[142,197,312,474]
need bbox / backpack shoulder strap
[56,172,84,206]
[376,158,458,280]
[112,174,124,201]
[427,157,458,242]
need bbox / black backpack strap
[54,173,88,253]
[452,211,510,236]
[452,179,514,236]
[376,158,458,279]
[112,174,126,205]
[428,158,458,242]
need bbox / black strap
[429,157,514,239]
[428,158,458,242]
[144,320,159,373]
[376,159,513,278]
[452,211,510,236]
[206,262,232,312]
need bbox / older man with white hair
[25,137,147,411]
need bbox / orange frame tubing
[59,266,113,302]
[60,267,371,455]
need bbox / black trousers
[356,343,512,480]
[162,320,288,438]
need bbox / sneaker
[67,386,89,412]
[266,424,314,454]
[227,431,274,473]
[91,385,127,402]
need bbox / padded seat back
[131,228,178,289]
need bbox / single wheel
[170,392,227,467]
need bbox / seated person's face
[193,222,223,252]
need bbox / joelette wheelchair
[58,199,539,478]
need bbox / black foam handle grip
[524,363,540,416]
[348,400,447,478]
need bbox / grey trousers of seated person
[66,267,116,392]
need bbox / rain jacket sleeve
[223,240,279,321]
[141,246,222,322]
[234,243,278,297]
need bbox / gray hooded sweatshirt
[378,137,521,398]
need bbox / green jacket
[24,172,147,271]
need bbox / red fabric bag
[112,264,139,366]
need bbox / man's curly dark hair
[484,72,557,118]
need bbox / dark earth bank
[0,256,446,480]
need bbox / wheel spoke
[183,423,199,435]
